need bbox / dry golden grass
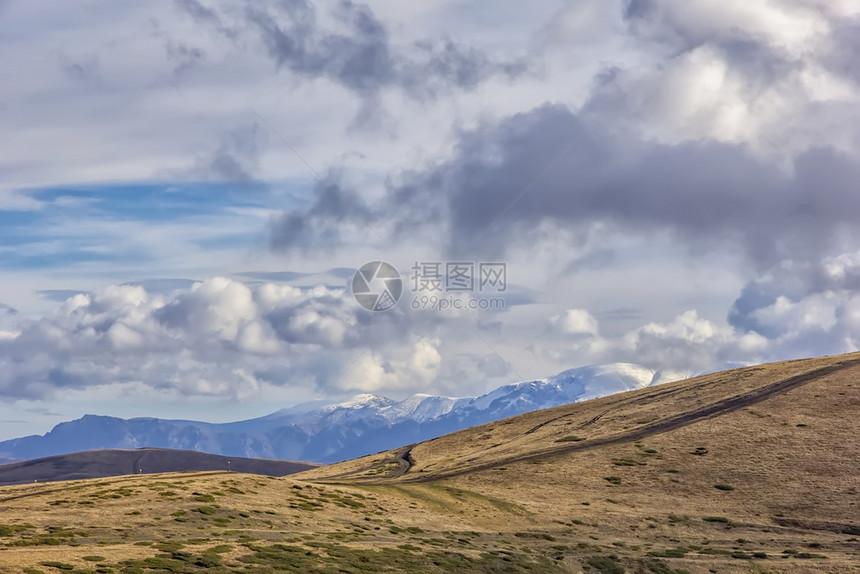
[1,353,858,573]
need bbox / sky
[2,0,860,440]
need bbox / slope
[0,353,856,573]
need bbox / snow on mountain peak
[377,394,467,424]
[330,394,394,410]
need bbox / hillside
[0,448,319,486]
[0,353,857,573]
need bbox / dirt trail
[311,446,414,482]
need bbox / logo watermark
[411,294,506,311]
[352,261,507,312]
[352,261,403,311]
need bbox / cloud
[188,125,264,183]
[175,0,525,115]
[600,249,860,373]
[164,39,207,78]
[614,0,860,155]
[259,2,860,260]
[267,0,860,263]
[341,337,442,393]
[270,177,375,252]
[727,250,860,358]
[614,310,755,372]
[5,0,860,416]
[276,102,860,265]
[0,277,433,401]
[549,309,599,337]
[173,0,223,30]
[7,251,860,406]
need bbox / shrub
[613,458,646,467]
[39,563,74,571]
[556,435,586,442]
[648,547,688,558]
[585,555,625,573]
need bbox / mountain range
[0,363,680,464]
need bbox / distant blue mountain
[0,364,676,464]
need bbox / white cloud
[339,337,442,393]
[549,309,600,337]
[0,277,427,400]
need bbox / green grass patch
[0,524,34,536]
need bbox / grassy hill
[0,353,857,573]
[0,448,319,486]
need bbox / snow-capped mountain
[0,363,675,465]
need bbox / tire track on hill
[394,358,860,483]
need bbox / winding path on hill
[323,357,860,485]
[310,446,415,482]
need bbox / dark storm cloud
[175,0,524,102]
[165,40,206,77]
[247,0,395,96]
[710,34,799,88]
[271,103,860,265]
[270,178,374,252]
[824,17,860,86]
[621,0,798,88]
[193,125,262,183]
[174,0,224,29]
